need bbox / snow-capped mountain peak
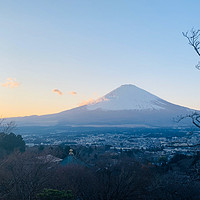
[9,84,195,127]
[87,84,167,111]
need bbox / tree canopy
[0,132,25,154]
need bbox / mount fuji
[87,84,174,111]
[11,84,195,127]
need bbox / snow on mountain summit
[87,84,167,111]
[10,84,195,127]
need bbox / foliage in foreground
[0,132,25,156]
[37,189,74,200]
[0,144,200,200]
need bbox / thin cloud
[53,89,63,95]
[2,78,20,88]
[79,98,96,106]
[69,91,77,95]
[78,97,108,107]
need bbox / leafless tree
[53,157,153,200]
[183,28,200,69]
[0,118,16,134]
[0,151,55,200]
[177,29,200,128]
[178,112,200,129]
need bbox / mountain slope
[87,84,181,111]
[10,84,195,127]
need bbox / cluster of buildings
[22,128,200,158]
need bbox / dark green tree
[0,132,25,153]
[37,189,74,200]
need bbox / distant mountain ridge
[9,84,196,127]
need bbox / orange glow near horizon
[1,1,200,120]
[2,94,200,118]
[1,105,77,118]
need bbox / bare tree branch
[183,28,200,69]
[0,118,16,134]
[177,112,200,128]
[183,29,200,57]
[195,61,200,70]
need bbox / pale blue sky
[0,0,200,117]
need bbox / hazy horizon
[1,0,200,117]
[6,83,198,118]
